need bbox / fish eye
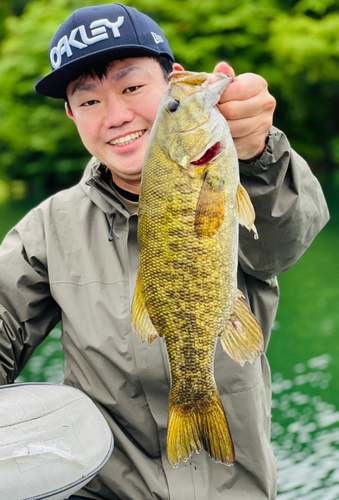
[167,99,180,112]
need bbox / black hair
[65,54,174,113]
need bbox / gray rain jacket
[0,127,329,500]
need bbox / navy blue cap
[35,3,174,99]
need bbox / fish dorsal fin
[195,172,225,238]
[219,291,264,366]
[236,184,258,238]
[169,71,208,85]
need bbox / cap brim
[36,45,174,99]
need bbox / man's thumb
[213,62,236,80]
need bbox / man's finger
[227,113,273,140]
[213,61,236,79]
[219,73,267,103]
[218,90,270,121]
[173,62,185,72]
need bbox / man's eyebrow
[71,65,141,95]
[111,65,141,82]
[71,81,98,96]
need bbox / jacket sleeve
[0,208,61,385]
[238,126,330,281]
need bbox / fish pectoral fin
[236,184,258,238]
[131,278,160,346]
[195,173,225,238]
[219,291,264,366]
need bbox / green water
[266,188,339,499]
[0,188,338,498]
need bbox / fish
[131,71,264,468]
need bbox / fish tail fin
[167,396,234,468]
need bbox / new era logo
[151,32,163,44]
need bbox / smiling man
[0,3,329,500]
[65,57,170,193]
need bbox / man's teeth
[110,130,145,146]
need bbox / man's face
[66,57,170,193]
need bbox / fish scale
[132,71,264,468]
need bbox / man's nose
[103,97,134,128]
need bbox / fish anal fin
[219,292,264,366]
[236,184,258,238]
[167,396,234,468]
[131,278,160,346]
[195,173,225,238]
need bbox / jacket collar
[80,156,131,218]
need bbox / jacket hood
[80,156,132,219]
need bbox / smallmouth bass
[131,71,264,468]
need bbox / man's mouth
[191,142,221,166]
[109,130,146,147]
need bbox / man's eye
[124,85,142,94]
[81,100,98,107]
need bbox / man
[0,3,329,500]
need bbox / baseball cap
[35,3,174,99]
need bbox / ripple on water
[271,354,339,499]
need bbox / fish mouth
[191,142,221,166]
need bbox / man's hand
[214,62,276,162]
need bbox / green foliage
[267,3,339,172]
[0,0,338,195]
[0,0,31,41]
[0,0,90,194]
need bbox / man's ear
[65,102,75,121]
[173,63,184,72]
